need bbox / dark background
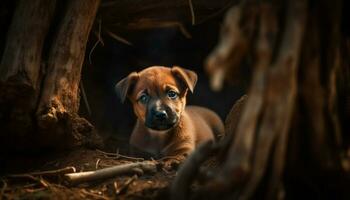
[80,19,246,141]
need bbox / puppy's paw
[159,155,186,171]
[163,159,181,171]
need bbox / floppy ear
[171,66,198,93]
[115,72,139,103]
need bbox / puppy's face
[116,66,197,131]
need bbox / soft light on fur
[115,66,224,159]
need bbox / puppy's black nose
[154,110,167,121]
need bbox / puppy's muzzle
[154,110,167,121]
[145,107,178,131]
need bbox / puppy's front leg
[161,142,194,170]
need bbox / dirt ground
[0,136,180,200]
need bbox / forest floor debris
[0,147,177,200]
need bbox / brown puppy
[115,66,224,160]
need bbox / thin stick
[105,29,132,46]
[95,159,101,170]
[7,174,49,188]
[188,0,196,25]
[1,179,7,197]
[7,166,76,177]
[22,183,37,188]
[115,175,138,195]
[64,161,156,185]
[80,81,92,116]
[89,19,103,65]
[116,149,144,161]
[177,23,192,39]
[81,189,109,200]
[96,149,144,161]
[25,188,46,193]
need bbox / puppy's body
[116,66,224,158]
[130,105,224,157]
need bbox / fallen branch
[64,161,156,185]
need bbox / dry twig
[7,166,76,177]
[105,29,132,46]
[81,188,109,200]
[188,0,196,25]
[95,158,101,169]
[1,179,7,198]
[89,19,103,65]
[96,149,144,161]
[80,81,92,116]
[115,175,138,195]
[64,161,156,185]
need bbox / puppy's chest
[136,130,170,156]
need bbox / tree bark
[174,0,350,199]
[0,0,55,101]
[36,0,101,147]
[0,0,56,149]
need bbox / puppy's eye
[138,93,149,104]
[167,90,178,99]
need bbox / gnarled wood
[0,0,56,150]
[175,0,348,199]
[0,0,55,101]
[36,0,100,147]
[205,2,257,91]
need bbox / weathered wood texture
[0,0,56,149]
[36,0,101,147]
[0,0,101,150]
[0,0,55,100]
[173,0,350,199]
[38,0,101,119]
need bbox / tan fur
[116,66,224,158]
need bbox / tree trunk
[0,0,55,99]
[172,0,350,199]
[0,0,101,151]
[0,0,56,150]
[36,0,101,148]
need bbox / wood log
[205,2,257,91]
[36,0,100,147]
[209,3,278,190]
[0,0,55,102]
[0,0,56,149]
[299,7,335,170]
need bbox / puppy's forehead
[133,66,178,95]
